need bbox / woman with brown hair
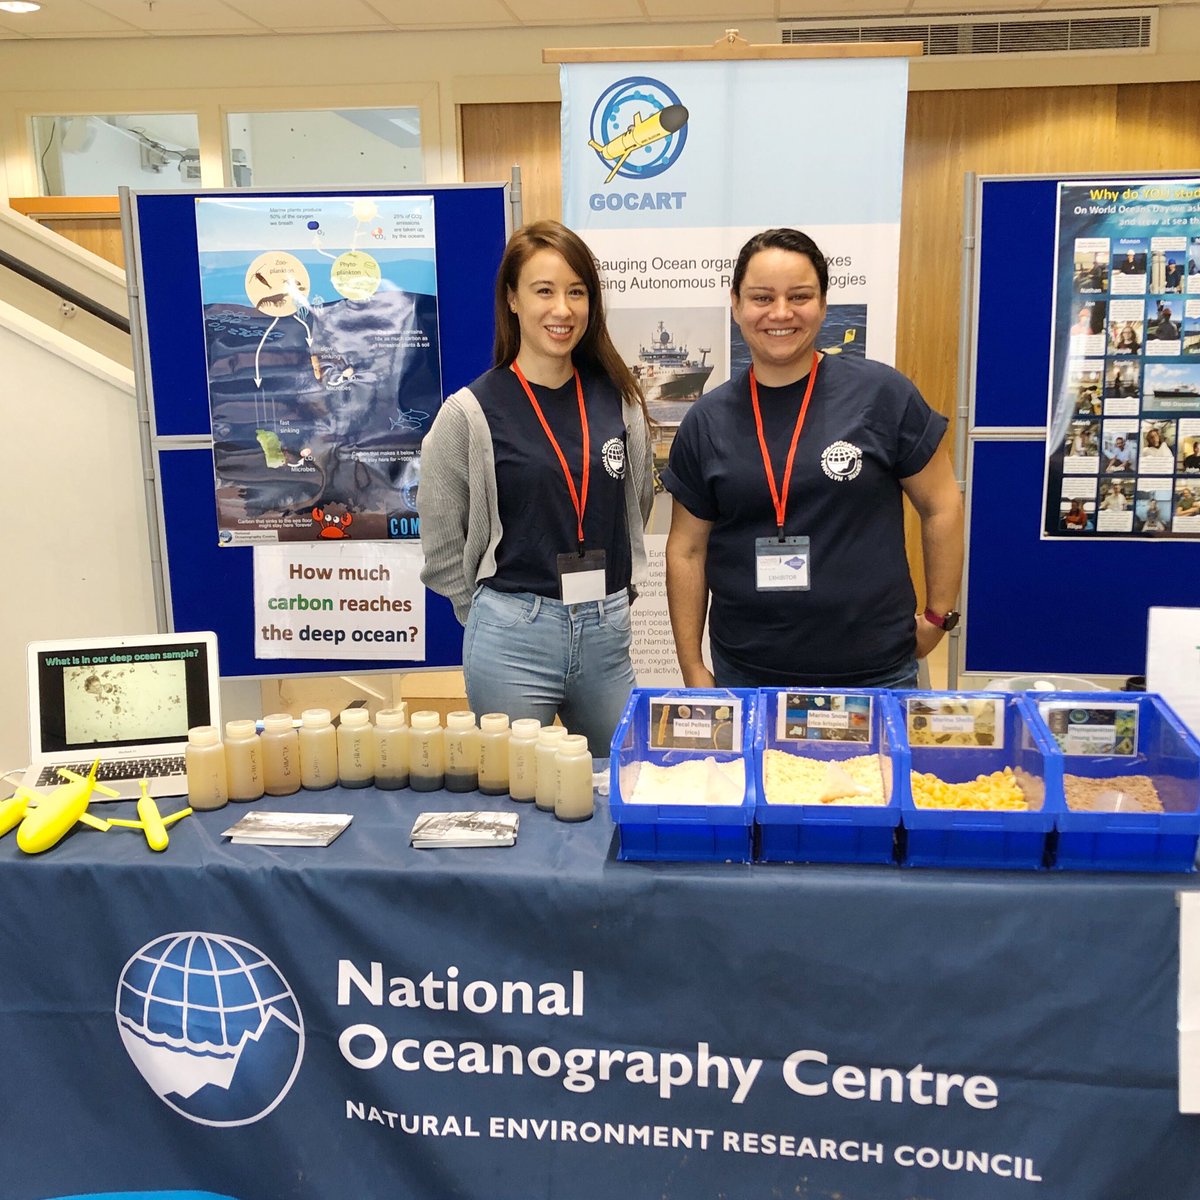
[419,220,652,753]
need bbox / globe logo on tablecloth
[116,932,305,1127]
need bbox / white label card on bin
[755,536,810,591]
[647,696,742,752]
[775,692,873,743]
[907,698,1004,749]
[1037,703,1139,756]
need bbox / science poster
[1044,178,1200,539]
[196,195,442,545]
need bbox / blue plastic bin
[896,691,1059,869]
[609,688,757,862]
[1028,691,1200,872]
[753,689,905,864]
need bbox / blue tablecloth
[2,781,1199,1200]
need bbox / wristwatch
[923,608,960,631]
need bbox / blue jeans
[463,586,636,756]
[710,643,920,691]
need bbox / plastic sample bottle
[374,705,410,791]
[223,719,264,802]
[478,712,511,796]
[337,708,376,789]
[508,718,541,803]
[185,725,228,811]
[298,708,338,791]
[444,710,480,793]
[554,734,595,822]
[534,725,569,812]
[409,710,445,792]
[260,712,301,796]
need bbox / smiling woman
[662,227,964,690]
[418,220,654,754]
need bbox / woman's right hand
[682,663,717,689]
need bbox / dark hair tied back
[731,228,829,298]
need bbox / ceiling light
[0,2,42,12]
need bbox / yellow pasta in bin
[910,766,1029,811]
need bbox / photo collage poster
[1044,179,1200,539]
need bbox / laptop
[22,631,221,800]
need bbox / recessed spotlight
[0,2,42,12]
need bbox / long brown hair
[493,220,647,418]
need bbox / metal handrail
[0,245,130,333]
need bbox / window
[225,109,422,188]
[31,114,201,195]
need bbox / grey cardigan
[418,382,654,625]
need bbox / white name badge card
[558,550,607,604]
[755,536,811,590]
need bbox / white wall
[0,301,155,773]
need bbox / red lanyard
[749,356,820,541]
[512,362,590,548]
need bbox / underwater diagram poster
[1044,178,1200,540]
[196,195,442,545]
[561,59,908,429]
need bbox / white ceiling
[0,0,1175,40]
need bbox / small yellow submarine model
[107,779,193,852]
[0,760,191,854]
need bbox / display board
[964,173,1200,679]
[126,184,510,678]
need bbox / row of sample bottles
[185,704,594,821]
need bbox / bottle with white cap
[534,726,568,812]
[223,719,264,802]
[508,719,541,803]
[374,705,410,790]
[444,710,480,793]
[260,712,301,796]
[477,713,511,796]
[409,710,445,792]
[186,725,228,811]
[554,734,594,822]
[298,708,338,791]
[337,707,376,789]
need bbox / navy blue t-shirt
[661,355,948,685]
[471,365,632,599]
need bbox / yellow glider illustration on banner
[589,104,689,184]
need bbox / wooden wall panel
[460,101,562,226]
[35,216,125,267]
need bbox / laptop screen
[31,635,218,756]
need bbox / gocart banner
[561,58,910,427]
[1043,177,1200,540]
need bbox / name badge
[755,536,811,591]
[558,549,607,604]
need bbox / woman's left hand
[914,613,946,660]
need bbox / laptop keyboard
[36,755,186,787]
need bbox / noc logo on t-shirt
[820,440,863,483]
[601,436,626,479]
